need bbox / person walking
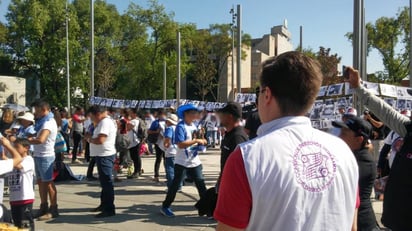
[29,100,59,221]
[85,106,117,218]
[127,109,144,179]
[214,52,359,231]
[148,110,167,182]
[163,114,179,191]
[216,102,248,187]
[160,104,208,218]
[71,107,85,164]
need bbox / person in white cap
[9,112,36,142]
[163,114,180,191]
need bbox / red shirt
[214,148,252,229]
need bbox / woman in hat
[9,112,36,142]
[163,114,181,191]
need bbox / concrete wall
[0,76,26,106]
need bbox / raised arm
[347,67,409,137]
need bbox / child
[2,138,35,230]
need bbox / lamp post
[90,0,95,97]
[230,7,237,101]
[236,4,242,95]
[66,0,70,111]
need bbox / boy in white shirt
[2,138,35,230]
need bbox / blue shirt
[164,126,177,157]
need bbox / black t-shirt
[354,147,378,230]
[244,111,261,139]
[220,126,248,173]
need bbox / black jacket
[354,147,378,231]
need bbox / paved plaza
[3,149,386,231]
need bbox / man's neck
[226,122,241,132]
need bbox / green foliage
[346,7,410,83]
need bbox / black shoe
[90,205,103,212]
[87,176,98,181]
[95,211,115,218]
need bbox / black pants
[129,144,142,175]
[87,157,96,178]
[11,203,34,231]
[154,144,165,178]
[72,131,83,161]
[85,142,90,162]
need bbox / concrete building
[250,24,293,88]
[0,76,26,106]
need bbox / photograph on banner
[138,100,146,109]
[152,100,160,109]
[322,119,333,130]
[380,84,397,97]
[396,86,412,99]
[179,99,187,105]
[344,82,354,95]
[336,97,348,109]
[318,86,328,97]
[321,99,336,119]
[164,100,172,108]
[310,100,324,120]
[326,83,344,96]
[397,99,407,110]
[145,100,153,109]
[100,98,113,107]
[383,98,397,108]
[312,120,321,130]
[131,100,139,108]
[362,81,380,95]
[123,100,132,108]
[112,99,124,108]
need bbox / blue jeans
[164,156,182,190]
[95,154,116,213]
[162,164,207,208]
[206,131,217,146]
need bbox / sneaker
[160,207,175,218]
[50,205,59,218]
[34,203,49,218]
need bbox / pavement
[3,148,387,231]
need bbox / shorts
[34,156,55,182]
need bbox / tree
[6,0,84,107]
[298,46,341,85]
[346,7,410,83]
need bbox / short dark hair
[87,105,107,115]
[31,99,50,110]
[14,138,31,148]
[260,51,323,115]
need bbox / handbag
[55,132,68,153]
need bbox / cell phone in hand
[342,65,350,80]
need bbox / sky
[0,0,408,74]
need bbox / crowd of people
[0,51,411,231]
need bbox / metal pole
[236,4,242,95]
[90,0,95,97]
[163,60,167,100]
[353,0,360,70]
[176,31,181,106]
[231,27,235,101]
[362,6,367,81]
[66,1,70,111]
[410,0,412,87]
[299,26,303,52]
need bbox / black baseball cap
[332,117,372,139]
[217,102,242,119]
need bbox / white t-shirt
[239,116,359,231]
[8,156,35,202]
[156,121,166,151]
[0,159,13,175]
[128,118,140,148]
[174,121,202,168]
[33,118,58,157]
[90,117,117,157]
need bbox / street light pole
[410,0,412,87]
[236,4,242,95]
[90,0,95,97]
[66,0,70,111]
[163,60,167,100]
[176,31,181,107]
[230,7,236,101]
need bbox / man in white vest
[214,51,359,231]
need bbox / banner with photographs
[89,96,227,111]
